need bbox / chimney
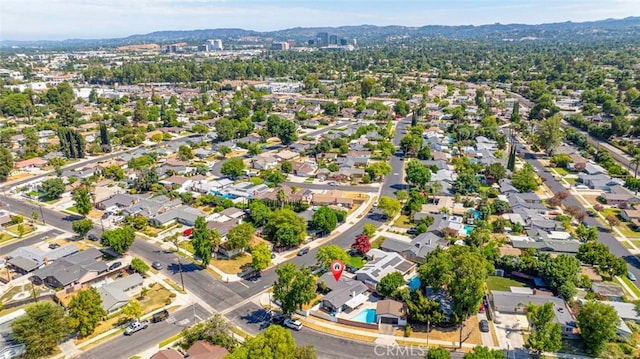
[351,290,356,298]
[44,257,49,266]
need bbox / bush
[404,324,412,337]
[165,298,172,305]
[169,292,177,298]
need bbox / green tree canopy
[533,114,564,156]
[228,325,316,359]
[315,244,348,269]
[511,165,539,192]
[221,157,246,178]
[405,160,432,189]
[378,196,401,218]
[309,206,338,234]
[0,147,13,182]
[251,242,272,272]
[226,222,254,251]
[11,301,70,358]
[41,178,65,199]
[526,302,562,354]
[130,257,150,274]
[72,187,92,216]
[376,272,405,297]
[72,218,94,239]
[577,301,620,355]
[101,226,135,254]
[273,263,316,316]
[263,209,307,247]
[191,216,217,265]
[68,287,106,337]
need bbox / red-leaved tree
[351,234,371,254]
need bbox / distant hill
[2,17,640,49]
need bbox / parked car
[48,243,60,249]
[272,313,285,325]
[183,228,193,237]
[345,265,357,274]
[152,261,163,270]
[271,253,276,259]
[151,309,169,323]
[587,210,596,217]
[406,228,418,235]
[109,262,122,271]
[628,272,637,281]
[479,319,490,333]
[124,321,149,335]
[87,234,99,241]
[297,247,309,256]
[284,318,303,331]
[328,182,338,187]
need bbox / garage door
[380,317,397,325]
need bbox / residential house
[255,185,312,205]
[592,282,626,301]
[30,248,108,289]
[159,175,196,193]
[508,234,580,254]
[186,340,230,359]
[122,196,182,218]
[355,249,415,290]
[578,173,623,191]
[95,193,139,212]
[14,157,48,171]
[151,349,183,359]
[312,190,354,208]
[318,272,369,314]
[499,179,519,194]
[426,214,465,237]
[148,205,206,227]
[7,244,80,274]
[212,140,236,152]
[602,185,640,207]
[584,162,607,175]
[567,154,587,170]
[251,155,278,170]
[621,208,640,227]
[291,161,317,177]
[376,299,408,326]
[380,232,446,263]
[592,300,640,337]
[418,196,455,216]
[97,273,144,314]
[275,149,299,162]
[490,290,578,338]
[193,148,212,159]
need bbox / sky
[1,0,639,41]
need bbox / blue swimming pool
[461,225,475,236]
[408,275,421,290]
[352,308,377,324]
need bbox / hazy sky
[2,0,639,41]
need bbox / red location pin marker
[330,259,344,281]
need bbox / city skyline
[1,0,639,41]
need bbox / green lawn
[66,205,79,214]
[370,236,384,249]
[346,255,365,269]
[486,276,528,292]
[619,275,640,297]
[553,167,570,176]
[393,215,413,229]
[565,177,577,186]
[6,224,35,236]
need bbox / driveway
[492,312,526,351]
[477,312,495,347]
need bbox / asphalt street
[0,228,64,256]
[80,304,211,359]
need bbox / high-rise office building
[206,39,223,51]
[317,32,329,46]
[271,41,290,51]
[329,35,338,45]
[339,38,348,46]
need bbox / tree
[577,301,620,355]
[248,200,273,227]
[179,314,238,352]
[101,226,136,254]
[133,99,148,122]
[366,162,392,181]
[192,216,215,265]
[267,115,298,145]
[399,133,422,157]
[263,209,307,247]
[485,163,507,180]
[221,158,246,178]
[178,145,194,161]
[427,347,451,359]
[68,287,106,337]
[17,224,25,238]
[605,214,620,228]
[533,114,564,156]
[72,218,94,238]
[281,161,293,174]
[526,302,562,354]
[130,257,150,275]
[377,272,405,297]
[72,187,92,216]
[133,167,158,192]
[351,233,371,254]
[260,169,285,185]
[41,178,65,199]
[550,154,573,168]
[11,301,70,358]
[363,223,377,237]
[361,77,376,98]
[315,244,349,269]
[228,325,315,359]
[310,206,338,234]
[540,254,580,300]
[219,145,232,157]
[405,160,432,189]
[120,299,142,320]
[511,165,539,192]
[251,242,271,272]
[453,170,481,195]
[272,263,316,316]
[31,211,38,223]
[226,222,254,251]
[463,346,505,359]
[378,196,401,218]
[102,165,125,180]
[0,147,13,181]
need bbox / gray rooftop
[491,290,576,328]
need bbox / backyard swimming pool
[352,308,377,324]
[408,275,421,290]
[461,224,475,236]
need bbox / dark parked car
[345,265,357,274]
[151,309,169,323]
[271,253,276,259]
[272,313,285,325]
[109,262,122,271]
[297,247,309,256]
[48,243,60,249]
[479,319,490,333]
[587,210,596,217]
[87,234,99,241]
[406,228,418,235]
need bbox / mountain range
[2,17,640,49]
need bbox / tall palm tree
[631,155,640,178]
